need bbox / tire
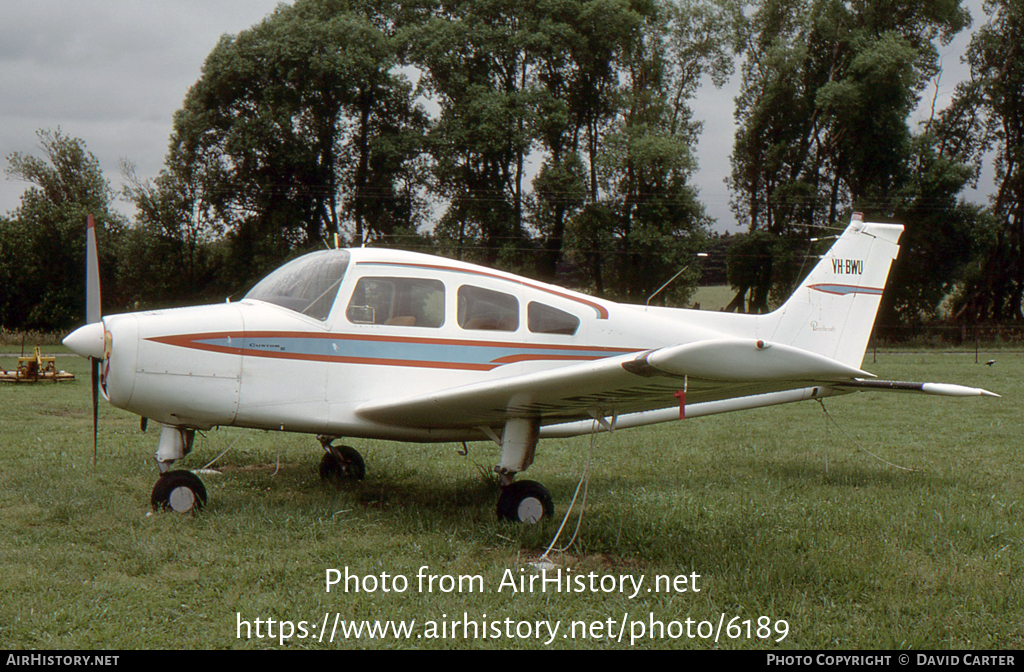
[497,480,554,523]
[319,445,365,481]
[151,470,207,513]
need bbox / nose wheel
[151,470,207,513]
[497,479,553,523]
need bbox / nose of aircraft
[63,322,105,360]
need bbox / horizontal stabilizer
[643,339,873,381]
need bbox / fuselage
[73,247,757,441]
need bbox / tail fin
[758,215,903,368]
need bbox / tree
[724,0,971,312]
[723,229,799,313]
[143,0,726,304]
[164,0,428,287]
[0,214,26,328]
[406,0,717,288]
[877,131,984,326]
[524,0,645,280]
[407,0,540,266]
[942,0,1024,322]
[562,0,725,302]
[1,129,124,330]
[119,159,225,306]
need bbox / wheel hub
[168,486,196,513]
[517,497,545,524]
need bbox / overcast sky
[0,0,989,233]
[0,1,287,219]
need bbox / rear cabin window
[528,302,580,335]
[346,277,445,328]
[457,285,519,331]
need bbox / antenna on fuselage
[646,253,708,308]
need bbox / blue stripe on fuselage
[191,334,624,368]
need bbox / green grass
[691,285,736,311]
[0,349,1020,649]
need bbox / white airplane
[63,214,997,521]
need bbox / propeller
[86,214,102,466]
[62,214,104,465]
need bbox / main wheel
[151,470,207,513]
[497,480,554,524]
[319,445,366,481]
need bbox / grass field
[691,285,738,311]
[0,347,1020,649]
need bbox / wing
[355,338,877,430]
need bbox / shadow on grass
[210,459,500,518]
[347,473,499,513]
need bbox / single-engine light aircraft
[63,214,997,521]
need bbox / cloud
[0,0,288,216]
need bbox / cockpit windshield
[244,250,350,320]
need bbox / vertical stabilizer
[758,215,903,368]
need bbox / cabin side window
[457,285,519,331]
[527,302,580,335]
[346,277,445,328]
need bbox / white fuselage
[97,247,755,441]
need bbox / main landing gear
[497,479,554,524]
[318,435,365,481]
[493,417,554,524]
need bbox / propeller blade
[86,214,101,324]
[86,214,102,466]
[91,357,100,466]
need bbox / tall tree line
[131,0,725,305]
[724,0,974,318]
[941,0,1024,323]
[723,0,1023,330]
[0,130,126,330]
[2,0,1022,333]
